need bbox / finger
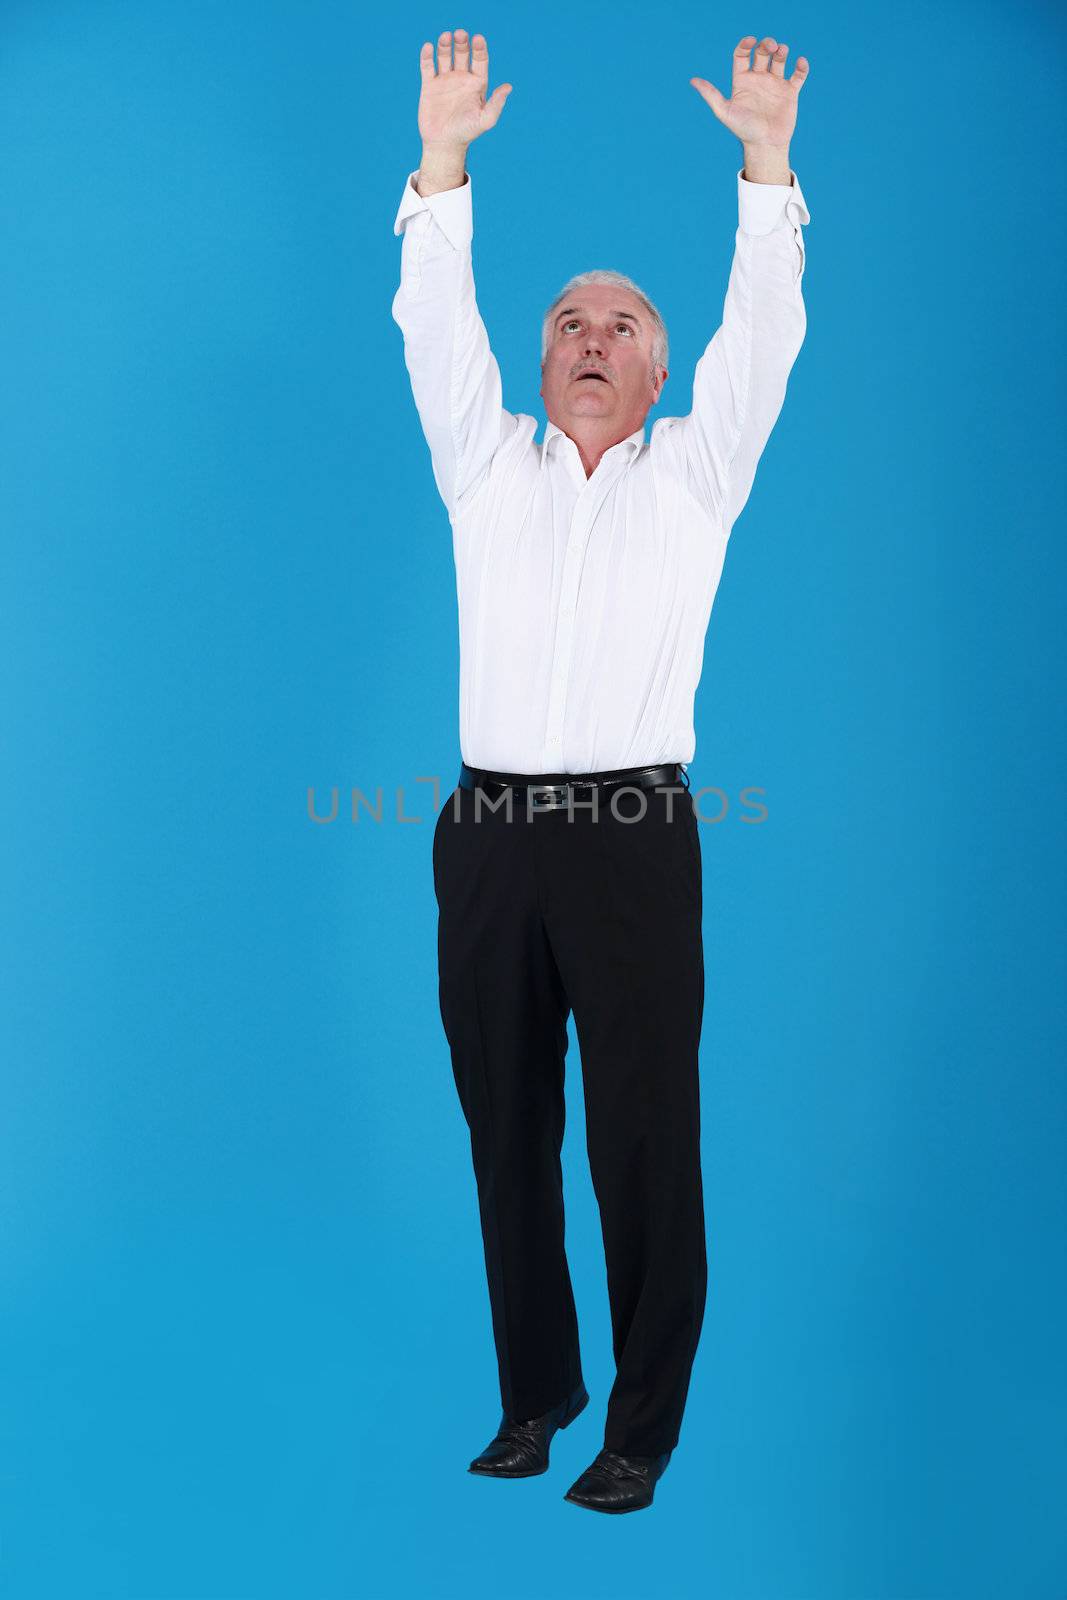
[731,35,757,88]
[481,82,512,128]
[470,32,489,86]
[452,27,470,72]
[690,77,729,122]
[437,29,453,72]
[790,55,810,90]
[754,37,777,71]
[769,42,788,78]
[419,41,435,81]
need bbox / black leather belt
[459,760,686,812]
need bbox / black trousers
[432,769,707,1458]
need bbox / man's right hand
[415,30,512,195]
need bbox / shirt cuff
[392,169,474,251]
[736,167,811,236]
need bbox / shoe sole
[468,1386,590,1477]
[563,1490,654,1513]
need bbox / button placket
[543,495,593,764]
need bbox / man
[391,29,810,1514]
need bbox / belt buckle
[530,783,569,812]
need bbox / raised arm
[391,30,515,519]
[679,36,811,531]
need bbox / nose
[581,331,606,358]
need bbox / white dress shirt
[391,164,810,775]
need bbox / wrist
[741,144,791,185]
[417,141,469,196]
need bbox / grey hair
[540,268,669,377]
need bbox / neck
[552,415,640,478]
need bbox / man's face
[539,283,667,438]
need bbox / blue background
[2,1,1064,1595]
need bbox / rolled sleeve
[736,167,811,235]
[737,166,811,288]
[392,169,474,252]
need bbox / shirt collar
[540,419,646,467]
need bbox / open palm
[691,35,808,147]
[418,29,512,148]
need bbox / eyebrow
[554,307,643,330]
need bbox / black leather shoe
[468,1381,589,1477]
[563,1446,673,1513]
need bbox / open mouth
[576,372,609,383]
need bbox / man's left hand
[691,35,809,154]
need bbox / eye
[559,319,634,336]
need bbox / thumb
[690,77,729,123]
[481,83,513,129]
